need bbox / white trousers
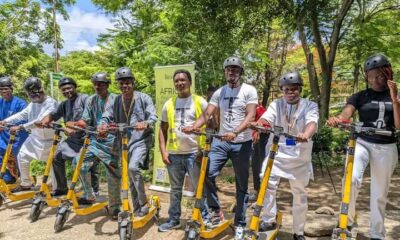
[347,138,397,239]
[18,151,56,189]
[261,173,309,235]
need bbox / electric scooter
[0,125,35,207]
[54,126,108,232]
[331,121,393,240]
[30,123,82,222]
[114,123,160,240]
[184,129,234,240]
[243,125,307,240]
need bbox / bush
[312,126,349,166]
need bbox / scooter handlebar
[188,130,223,139]
[66,125,99,135]
[252,125,308,142]
[337,121,394,136]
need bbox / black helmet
[279,71,303,88]
[223,56,244,72]
[58,77,77,88]
[0,76,12,87]
[364,53,391,72]
[24,77,42,92]
[115,67,135,81]
[92,72,110,83]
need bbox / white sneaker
[234,226,244,240]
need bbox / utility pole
[52,0,59,73]
[51,0,59,98]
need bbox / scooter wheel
[30,201,44,222]
[185,227,200,240]
[54,209,69,232]
[119,227,131,240]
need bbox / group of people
[0,53,397,240]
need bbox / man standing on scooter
[72,72,122,218]
[250,71,318,240]
[327,53,399,240]
[98,67,157,217]
[158,69,208,232]
[0,77,58,192]
[40,77,88,197]
[0,76,28,184]
[183,56,258,239]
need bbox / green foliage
[312,126,349,166]
[59,51,120,95]
[30,160,46,177]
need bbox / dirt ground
[0,165,399,240]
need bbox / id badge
[285,138,296,146]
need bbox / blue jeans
[205,139,252,226]
[167,153,201,222]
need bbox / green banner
[150,64,195,193]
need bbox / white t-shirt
[209,83,258,143]
[161,95,208,154]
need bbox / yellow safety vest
[166,94,205,151]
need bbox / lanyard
[285,102,300,134]
[122,96,135,123]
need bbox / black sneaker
[111,208,121,221]
[158,220,181,232]
[77,197,96,205]
[51,189,68,197]
[293,234,306,240]
[11,185,33,193]
[259,221,277,232]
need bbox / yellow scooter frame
[331,122,393,240]
[30,123,82,222]
[54,127,108,232]
[0,127,35,207]
[184,129,234,240]
[116,123,160,240]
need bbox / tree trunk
[296,17,320,103]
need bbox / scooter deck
[199,218,234,239]
[74,195,108,215]
[132,205,158,229]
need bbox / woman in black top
[327,53,399,240]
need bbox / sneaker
[234,226,244,240]
[248,192,258,202]
[206,209,224,227]
[293,234,306,240]
[111,208,121,221]
[78,197,96,205]
[11,184,33,193]
[158,220,181,232]
[259,221,277,232]
[136,204,149,217]
[51,189,68,197]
